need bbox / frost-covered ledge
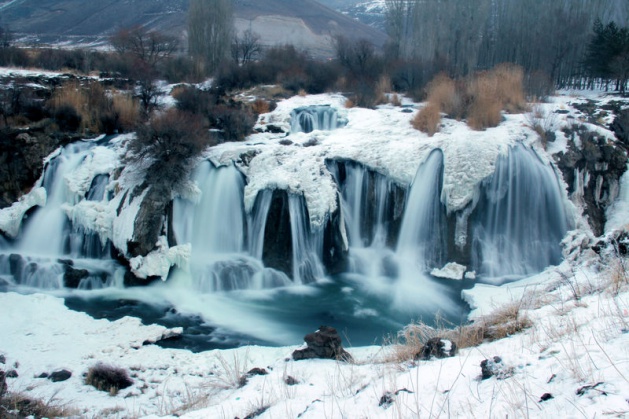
[0,187,47,238]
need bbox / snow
[129,237,191,280]
[1,256,628,418]
[209,95,538,228]
[64,145,118,198]
[431,262,467,280]
[0,187,46,238]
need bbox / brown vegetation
[85,363,133,395]
[411,104,441,136]
[413,64,528,134]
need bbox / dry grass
[493,63,528,113]
[375,75,392,105]
[411,104,441,136]
[85,363,133,395]
[112,92,140,131]
[390,93,402,107]
[1,391,77,418]
[251,98,271,115]
[416,64,528,132]
[345,98,356,109]
[526,103,557,148]
[425,73,462,117]
[387,301,532,363]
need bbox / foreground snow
[1,253,628,418]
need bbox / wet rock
[5,370,18,378]
[555,125,628,236]
[0,370,6,397]
[49,369,72,382]
[284,375,299,386]
[292,326,353,362]
[37,372,49,379]
[379,391,394,408]
[480,356,513,380]
[539,393,554,402]
[0,354,5,364]
[63,265,90,288]
[415,337,457,360]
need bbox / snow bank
[0,187,46,238]
[130,237,191,280]
[431,262,467,280]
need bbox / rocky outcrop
[128,184,170,258]
[292,325,353,362]
[414,337,457,360]
[555,124,628,236]
[0,127,80,210]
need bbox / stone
[5,370,18,378]
[292,325,353,362]
[63,265,90,288]
[49,369,72,382]
[480,356,513,380]
[0,354,5,364]
[415,337,457,360]
[0,370,6,397]
[539,393,554,402]
[284,375,299,386]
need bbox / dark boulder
[0,370,6,397]
[480,356,513,380]
[49,369,72,382]
[611,108,629,146]
[414,337,457,361]
[292,325,353,362]
[63,265,89,288]
[5,370,18,378]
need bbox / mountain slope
[0,0,386,56]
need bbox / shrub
[85,364,133,395]
[251,99,271,115]
[53,104,82,132]
[128,109,212,186]
[411,104,441,136]
[112,93,140,132]
[493,63,527,113]
[425,73,462,117]
[212,105,256,142]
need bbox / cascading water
[288,194,325,284]
[470,145,570,282]
[290,105,346,133]
[396,150,448,268]
[2,142,125,290]
[18,143,91,257]
[172,162,291,292]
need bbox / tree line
[384,0,629,91]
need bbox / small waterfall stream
[470,145,570,282]
[290,105,345,133]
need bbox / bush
[53,104,82,131]
[411,104,441,136]
[212,105,256,142]
[128,109,212,186]
[425,73,463,118]
[85,364,133,395]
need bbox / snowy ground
[2,90,629,417]
[1,252,628,418]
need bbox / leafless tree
[110,25,179,68]
[188,0,234,74]
[231,29,261,65]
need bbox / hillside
[0,0,386,56]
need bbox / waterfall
[331,161,398,249]
[396,150,447,269]
[288,194,325,284]
[290,105,345,133]
[18,142,92,257]
[470,145,569,282]
[172,162,291,292]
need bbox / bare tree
[188,0,234,75]
[110,25,179,68]
[231,29,261,65]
